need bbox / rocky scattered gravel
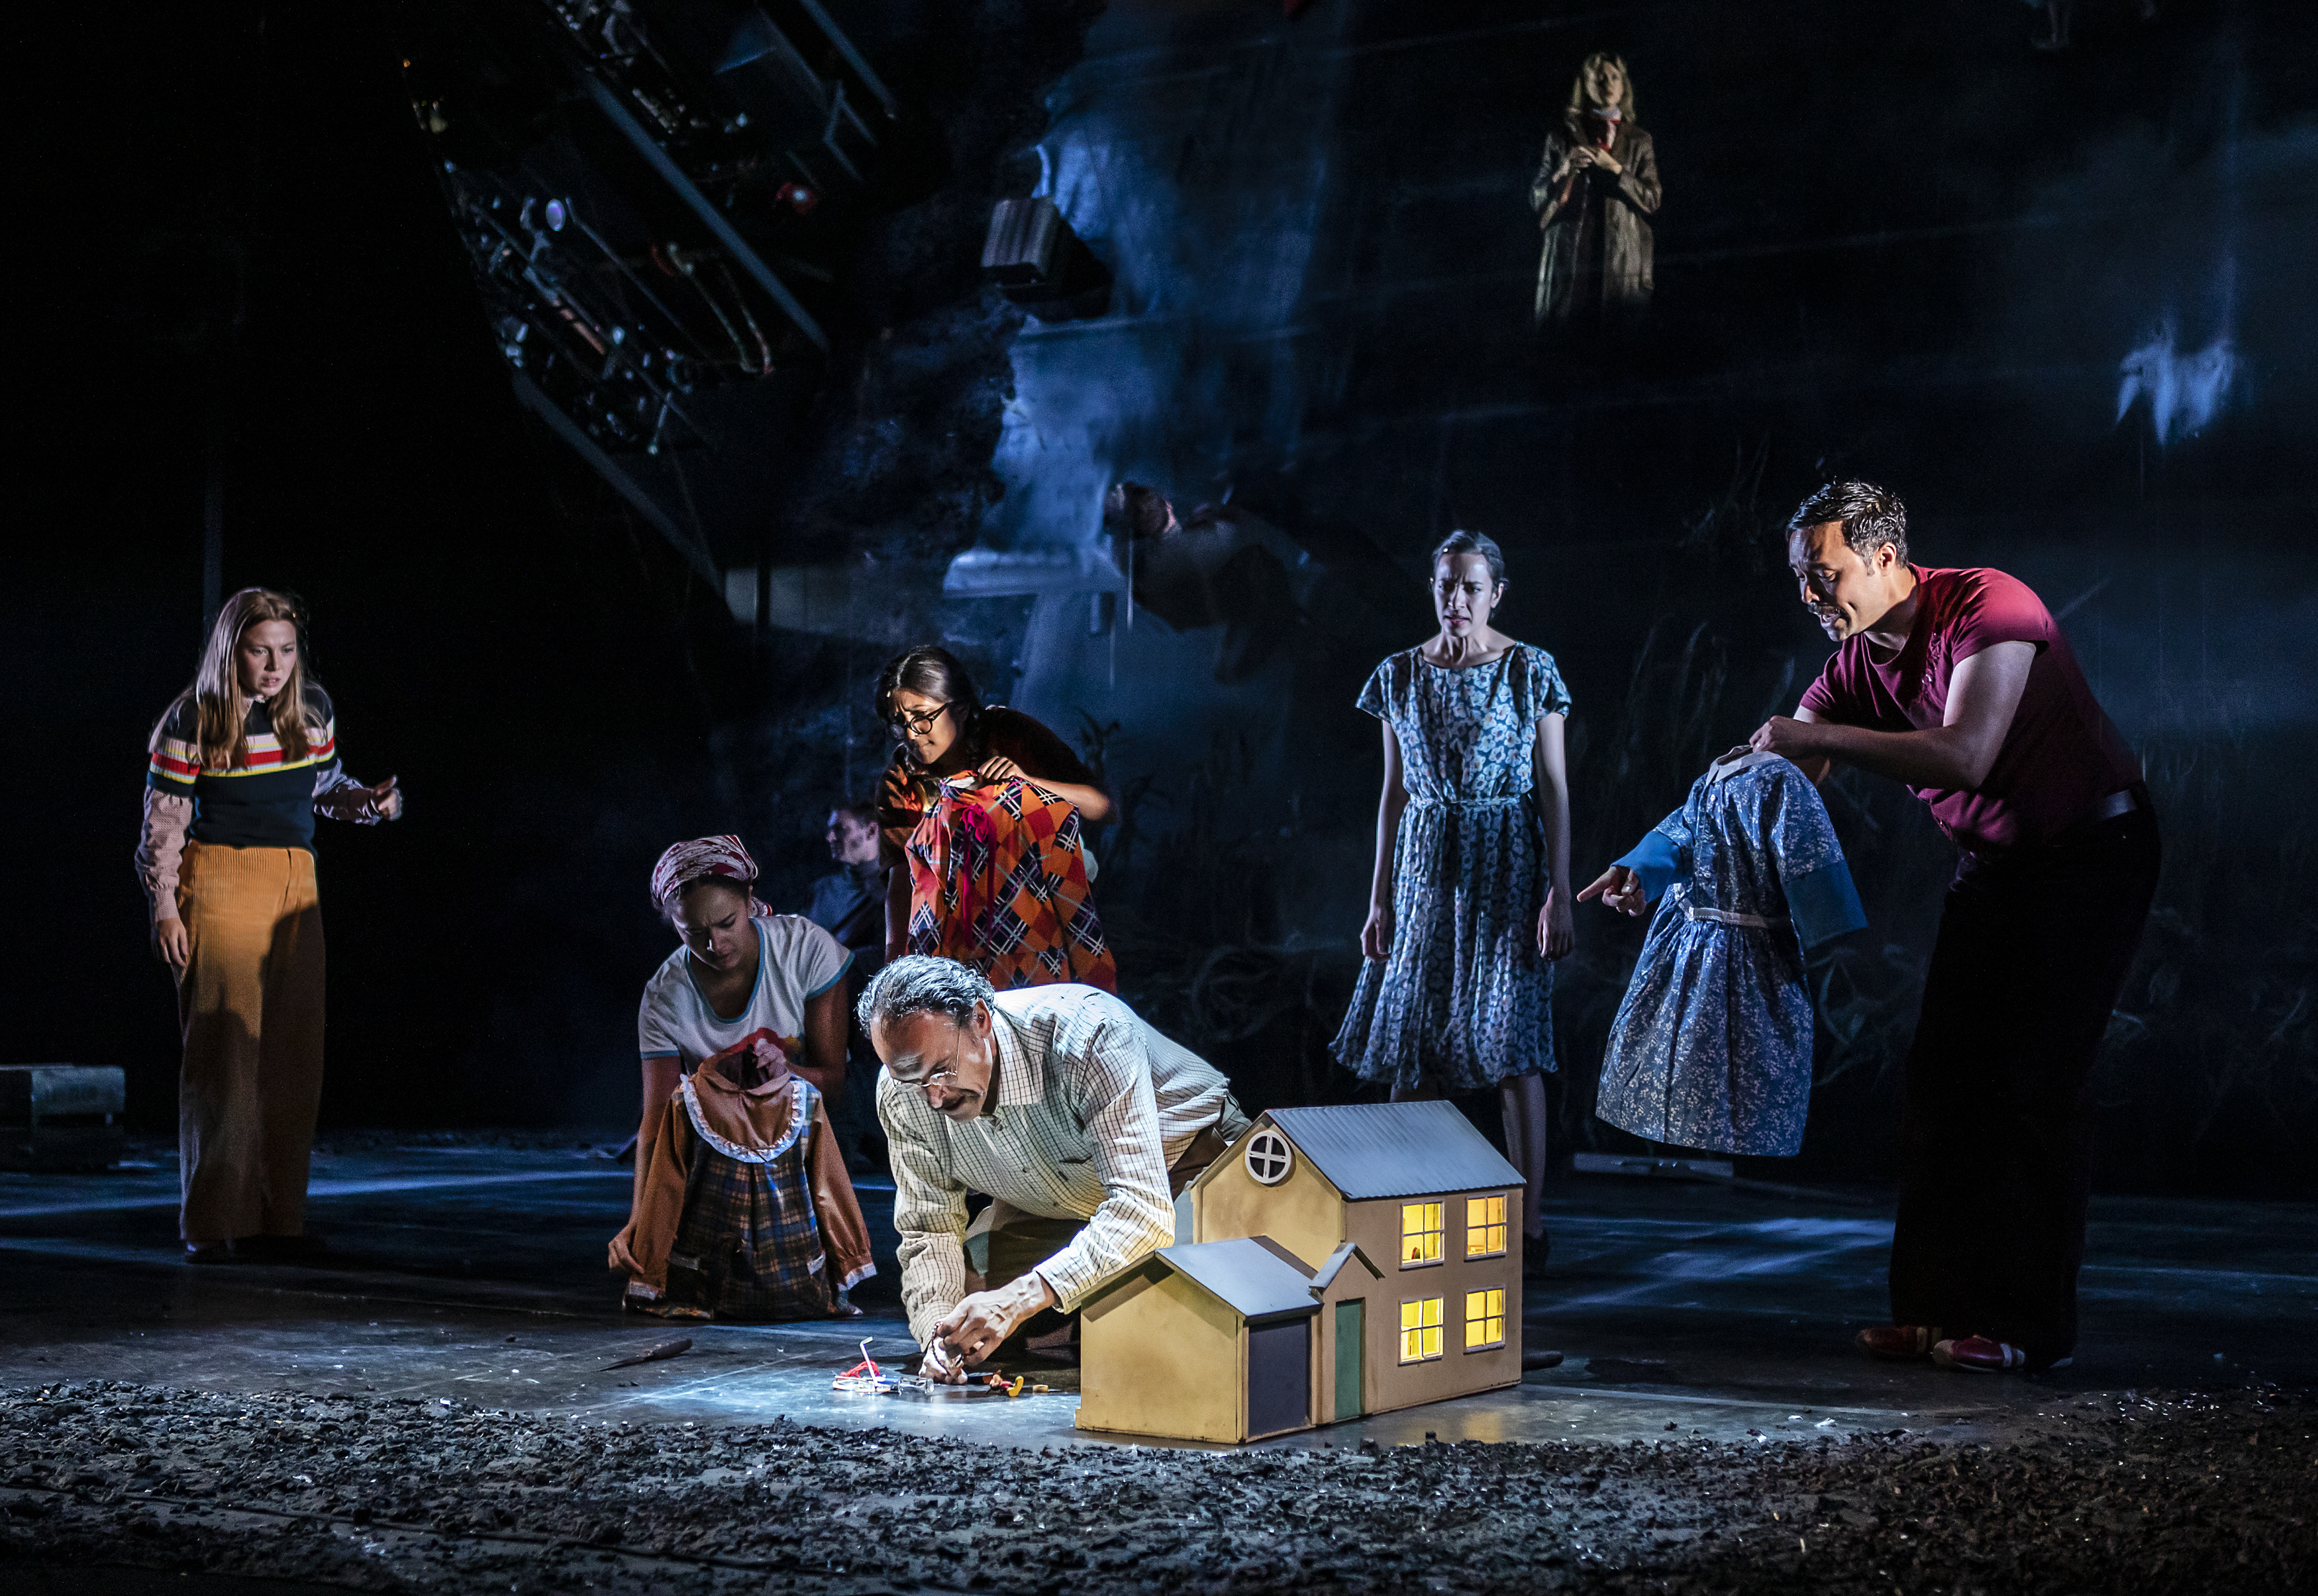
[1,1381,2309,1593]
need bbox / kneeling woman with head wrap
[874,646,1119,993]
[608,836,874,1319]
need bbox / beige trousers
[175,843,325,1242]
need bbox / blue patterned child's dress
[1332,644,1572,1091]
[1594,751,1867,1157]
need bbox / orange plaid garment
[903,777,1117,993]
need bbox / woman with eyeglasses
[1331,530,1574,1270]
[872,645,1118,992]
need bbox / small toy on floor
[831,1340,1050,1397]
[832,1339,927,1394]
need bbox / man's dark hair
[856,954,995,1037]
[832,798,879,826]
[1788,481,1908,567]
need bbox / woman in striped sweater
[136,588,403,1262]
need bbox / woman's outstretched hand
[1537,886,1576,960]
[1360,903,1394,962]
[1576,864,1649,918]
[152,916,190,973]
[977,754,1025,783]
[365,775,405,821]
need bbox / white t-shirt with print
[636,913,852,1072]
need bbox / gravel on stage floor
[2,1380,2309,1595]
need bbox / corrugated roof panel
[1153,1237,1323,1321]
[1265,1101,1521,1200]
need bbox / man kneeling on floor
[861,956,1249,1383]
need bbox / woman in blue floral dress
[1332,531,1575,1264]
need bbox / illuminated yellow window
[1465,1287,1506,1350]
[1466,1194,1507,1258]
[1400,1201,1444,1267]
[1399,1297,1444,1362]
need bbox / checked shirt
[878,985,1247,1346]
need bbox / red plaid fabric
[904,778,1117,993]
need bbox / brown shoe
[183,1240,230,1265]
[1856,1324,1939,1361]
[1931,1335,2028,1373]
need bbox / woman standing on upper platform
[136,588,403,1262]
[1333,531,1574,1264]
[1530,50,1660,332]
[874,645,1118,992]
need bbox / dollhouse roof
[1263,1101,1521,1201]
[1142,1237,1323,1323]
[1307,1240,1382,1293]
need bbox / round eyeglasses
[891,702,950,738]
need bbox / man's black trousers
[1889,803,2160,1365]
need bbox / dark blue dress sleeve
[1765,762,1867,948]
[1612,810,1688,903]
[1786,862,1867,948]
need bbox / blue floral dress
[1593,752,1867,1156]
[1332,644,1572,1091]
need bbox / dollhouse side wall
[1346,1191,1524,1416]
[1077,1270,1244,1443]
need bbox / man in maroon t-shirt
[1748,481,2160,1374]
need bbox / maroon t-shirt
[1797,566,2140,854]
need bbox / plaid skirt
[665,1124,836,1322]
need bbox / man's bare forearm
[1807,720,1984,791]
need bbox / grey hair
[1788,481,1909,566]
[1430,528,1506,586]
[856,954,996,1037]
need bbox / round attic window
[1243,1127,1293,1186]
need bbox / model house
[1076,1234,1383,1442]
[1185,1100,1525,1419]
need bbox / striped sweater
[136,688,385,921]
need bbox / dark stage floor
[2,1137,2310,1439]
[3,1139,2312,1593]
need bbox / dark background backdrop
[7,1,2312,1195]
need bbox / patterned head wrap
[650,835,771,917]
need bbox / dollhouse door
[1333,1300,1364,1419]
[1247,1318,1311,1437]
